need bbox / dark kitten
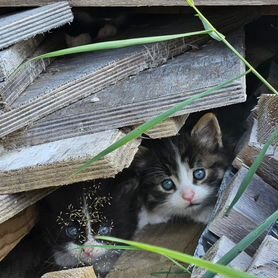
[39,178,139,276]
[132,113,231,228]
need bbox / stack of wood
[192,60,278,277]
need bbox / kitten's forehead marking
[175,152,192,189]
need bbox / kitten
[132,113,231,229]
[39,178,139,276]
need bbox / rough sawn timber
[0,2,73,50]
[4,31,245,148]
[0,130,140,194]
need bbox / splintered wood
[0,206,37,261]
[0,2,73,50]
[3,31,245,148]
[41,267,96,278]
[191,236,252,278]
[107,222,204,278]
[208,166,278,254]
[0,130,140,194]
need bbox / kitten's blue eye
[98,226,111,236]
[193,168,206,181]
[65,226,79,239]
[161,179,176,191]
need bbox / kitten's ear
[191,113,223,150]
[131,146,151,173]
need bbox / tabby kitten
[132,113,231,229]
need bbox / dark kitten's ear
[191,113,223,150]
[131,146,151,173]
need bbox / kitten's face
[134,113,229,224]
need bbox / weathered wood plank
[0,9,257,139]
[0,130,140,194]
[0,34,65,108]
[247,234,278,278]
[41,267,96,278]
[0,2,73,50]
[0,188,54,224]
[192,236,252,278]
[0,0,276,7]
[208,166,278,254]
[0,206,37,261]
[3,30,245,148]
[233,119,278,189]
[107,222,204,278]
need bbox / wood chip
[41,266,96,278]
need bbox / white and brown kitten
[132,113,231,228]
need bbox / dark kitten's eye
[161,179,176,191]
[98,226,111,236]
[193,168,206,181]
[65,226,79,239]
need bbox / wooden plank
[0,9,257,139]
[0,129,140,194]
[107,222,204,278]
[0,33,66,108]
[41,267,96,278]
[233,119,278,189]
[0,2,73,50]
[0,0,276,7]
[3,30,246,148]
[257,95,278,146]
[208,166,278,254]
[0,35,43,82]
[0,188,54,224]
[247,235,278,278]
[192,236,252,278]
[0,206,37,261]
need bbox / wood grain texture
[208,166,278,254]
[0,34,65,108]
[0,188,54,224]
[233,119,278,189]
[192,236,252,278]
[3,30,245,148]
[0,206,37,261]
[247,235,278,278]
[41,267,96,278]
[107,222,204,278]
[0,130,140,194]
[0,2,73,50]
[0,8,257,139]
[0,0,277,6]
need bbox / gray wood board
[0,0,277,6]
[208,166,278,254]
[0,2,73,50]
[0,9,257,139]
[0,35,43,82]
[4,31,245,148]
[0,34,66,108]
[0,129,140,194]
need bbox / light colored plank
[41,266,96,278]
[3,30,245,148]
[0,33,65,108]
[0,0,276,6]
[208,166,278,254]
[0,2,73,50]
[0,130,140,194]
[247,235,278,278]
[233,119,278,189]
[0,206,37,261]
[192,236,252,278]
[107,222,204,278]
[0,188,54,224]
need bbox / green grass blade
[74,70,250,175]
[30,30,211,60]
[96,236,254,278]
[226,127,278,214]
[203,210,278,278]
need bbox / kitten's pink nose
[182,190,195,203]
[83,247,93,257]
